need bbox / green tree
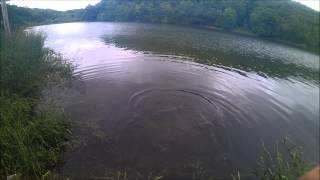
[4,0,319,53]
[250,7,280,37]
[220,7,237,30]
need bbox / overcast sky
[294,0,320,11]
[7,0,320,12]
[8,0,100,11]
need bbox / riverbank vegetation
[0,31,73,179]
[254,137,312,180]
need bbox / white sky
[293,0,320,11]
[8,0,101,11]
[7,0,320,12]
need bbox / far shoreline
[25,21,319,55]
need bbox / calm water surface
[32,22,319,178]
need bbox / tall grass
[254,137,313,180]
[0,31,73,179]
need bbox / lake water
[32,22,319,179]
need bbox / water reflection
[101,24,319,82]
[32,22,319,179]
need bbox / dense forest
[5,5,82,28]
[81,0,319,52]
[2,0,319,53]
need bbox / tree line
[81,0,319,53]
[2,0,319,53]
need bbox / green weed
[0,31,73,179]
[254,137,313,180]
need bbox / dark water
[32,22,319,178]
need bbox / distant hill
[3,5,82,28]
[1,0,319,53]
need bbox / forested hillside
[1,0,319,52]
[81,0,319,53]
[5,5,82,28]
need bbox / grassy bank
[0,31,73,179]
